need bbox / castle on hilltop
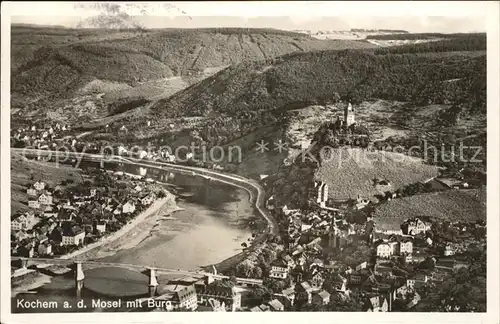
[333,101,355,128]
[343,102,355,127]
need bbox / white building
[28,200,41,209]
[117,146,127,156]
[11,213,36,231]
[403,218,432,236]
[444,245,455,256]
[61,226,85,246]
[33,181,46,191]
[376,241,399,258]
[95,222,106,234]
[122,201,136,214]
[269,260,289,280]
[400,240,413,255]
[38,193,53,205]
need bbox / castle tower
[329,219,338,249]
[315,181,329,207]
[344,102,355,127]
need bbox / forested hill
[11,25,374,101]
[140,35,486,128]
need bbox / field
[314,148,440,200]
[373,187,486,227]
[11,153,84,214]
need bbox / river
[11,161,258,313]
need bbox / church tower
[344,102,355,127]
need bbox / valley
[9,23,488,314]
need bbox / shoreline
[11,193,180,293]
[12,153,276,292]
[64,192,181,261]
[61,197,170,260]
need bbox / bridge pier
[75,261,85,299]
[21,258,29,269]
[148,268,158,297]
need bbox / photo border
[1,2,499,324]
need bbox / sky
[5,2,491,33]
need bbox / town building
[269,259,289,280]
[37,242,53,256]
[310,271,325,290]
[141,194,156,206]
[267,299,285,311]
[400,240,413,255]
[122,201,136,214]
[156,285,198,311]
[296,281,314,304]
[402,218,432,236]
[312,290,331,306]
[61,225,85,246]
[195,278,241,312]
[38,193,53,205]
[11,213,37,231]
[28,200,41,209]
[355,195,370,210]
[407,274,428,289]
[364,295,389,312]
[197,298,226,312]
[332,274,348,292]
[376,242,397,258]
[33,181,46,191]
[273,287,295,308]
[95,221,106,234]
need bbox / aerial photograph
[5,2,492,315]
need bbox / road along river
[11,149,277,312]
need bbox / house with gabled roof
[407,274,428,290]
[140,193,156,206]
[312,290,330,306]
[332,273,348,292]
[28,199,41,209]
[38,192,53,205]
[61,225,85,246]
[37,242,53,256]
[309,269,325,290]
[402,217,432,236]
[267,299,284,311]
[122,201,136,214]
[33,181,46,191]
[269,259,289,280]
[27,187,38,196]
[296,281,313,304]
[364,294,389,312]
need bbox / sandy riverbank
[66,192,182,260]
[11,192,180,293]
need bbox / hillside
[11,26,375,118]
[314,148,440,200]
[373,186,486,223]
[110,35,485,138]
[10,153,84,214]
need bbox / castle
[343,102,355,127]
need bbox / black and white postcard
[1,2,499,324]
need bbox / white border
[1,2,499,324]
